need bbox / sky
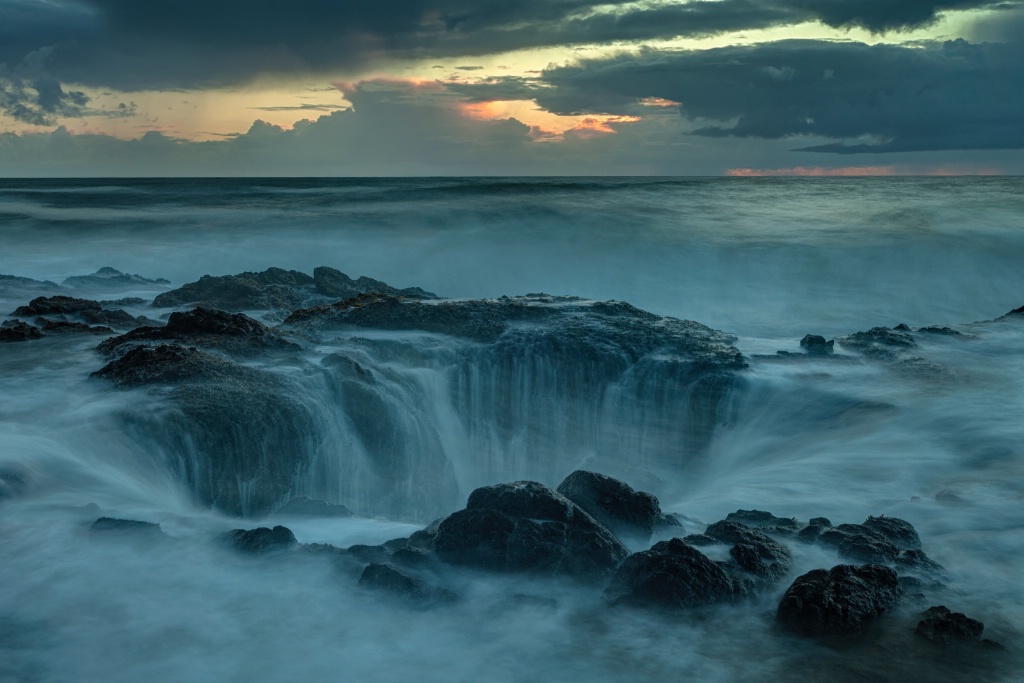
[1,0,1022,176]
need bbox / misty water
[1,177,1023,682]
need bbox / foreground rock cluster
[89,470,1004,656]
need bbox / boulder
[13,295,101,316]
[228,525,298,554]
[703,520,793,582]
[724,509,800,534]
[817,523,901,564]
[861,515,921,550]
[800,334,834,355]
[914,606,985,645]
[313,266,437,301]
[838,326,916,360]
[605,538,735,608]
[433,481,629,579]
[555,470,661,540]
[776,564,903,637]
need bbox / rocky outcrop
[90,517,164,539]
[13,295,101,317]
[914,606,1003,649]
[63,267,169,290]
[98,307,299,357]
[724,510,800,535]
[555,470,662,541]
[800,334,834,355]
[605,538,734,608]
[838,326,916,360]
[703,520,792,585]
[776,564,903,637]
[151,266,435,312]
[0,273,61,295]
[432,481,629,580]
[0,320,45,342]
[358,563,456,605]
[12,295,153,331]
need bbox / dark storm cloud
[532,39,1024,153]
[0,0,1013,91]
[1,70,91,125]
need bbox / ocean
[1,177,1022,681]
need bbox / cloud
[0,0,1013,91]
[533,38,1024,153]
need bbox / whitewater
[1,177,1022,682]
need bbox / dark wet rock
[100,297,148,307]
[63,267,169,290]
[817,524,901,564]
[682,534,717,546]
[703,520,792,582]
[228,525,298,554]
[838,326,916,360]
[274,496,353,518]
[809,517,832,527]
[997,304,1024,319]
[433,481,629,579]
[358,563,456,605]
[406,519,444,551]
[798,518,833,543]
[861,516,921,550]
[655,512,685,533]
[152,266,432,313]
[98,307,299,357]
[555,470,662,541]
[776,564,903,637]
[605,538,734,609]
[36,318,113,335]
[80,308,145,329]
[915,325,965,336]
[0,320,44,342]
[724,510,800,534]
[90,517,164,538]
[313,266,437,301]
[13,295,101,317]
[92,344,248,386]
[895,549,945,575]
[915,606,986,646]
[347,544,391,565]
[800,334,834,355]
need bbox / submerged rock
[36,318,113,335]
[433,481,629,579]
[555,470,662,541]
[605,538,734,609]
[838,326,917,360]
[914,606,987,646]
[358,563,456,605]
[63,267,169,290]
[89,517,165,542]
[776,564,903,637]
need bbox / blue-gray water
[1,177,1023,681]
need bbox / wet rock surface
[228,525,298,554]
[358,563,456,605]
[13,295,101,317]
[914,606,986,646]
[605,538,734,608]
[703,520,792,584]
[800,334,835,354]
[555,470,662,541]
[151,266,434,312]
[0,320,45,342]
[838,326,917,360]
[98,307,299,357]
[433,481,629,579]
[776,564,903,637]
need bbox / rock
[228,525,297,554]
[703,520,793,582]
[433,481,629,579]
[13,295,101,317]
[800,334,834,355]
[152,266,433,313]
[89,517,164,539]
[274,496,353,518]
[817,523,901,564]
[914,606,986,646]
[0,273,61,294]
[358,563,456,605]
[895,549,945,576]
[36,318,113,335]
[100,297,148,307]
[98,307,299,357]
[915,326,965,336]
[63,267,170,290]
[92,344,248,386]
[605,538,735,608]
[0,320,45,342]
[724,510,800,533]
[555,470,662,541]
[776,564,903,637]
[81,308,145,329]
[655,512,685,533]
[313,266,437,301]
[861,516,921,550]
[838,326,916,360]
